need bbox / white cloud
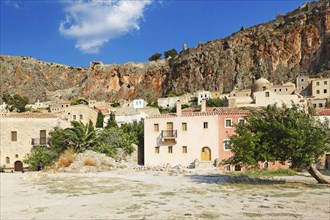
[59,0,153,54]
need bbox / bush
[149,53,162,61]
[164,48,178,58]
[56,148,76,169]
[84,158,97,166]
[23,146,57,171]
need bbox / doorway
[201,147,211,161]
[14,161,23,172]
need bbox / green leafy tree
[120,120,144,149]
[2,93,29,112]
[92,127,137,157]
[206,98,226,107]
[227,104,330,184]
[105,112,118,128]
[164,48,178,58]
[23,146,57,170]
[149,53,162,61]
[96,111,105,128]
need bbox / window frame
[224,139,231,151]
[182,146,187,154]
[11,131,17,141]
[168,146,173,154]
[225,118,232,128]
[238,118,245,125]
[203,122,208,129]
[182,123,187,131]
[154,124,159,132]
[155,146,160,154]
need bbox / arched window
[263,161,269,169]
[225,165,231,172]
[6,157,10,164]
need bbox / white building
[197,91,211,105]
[133,99,148,109]
[103,106,160,127]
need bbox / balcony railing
[31,138,50,146]
[161,130,177,139]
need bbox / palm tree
[64,120,97,152]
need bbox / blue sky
[1,0,311,67]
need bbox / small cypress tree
[96,111,105,128]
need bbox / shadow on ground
[188,174,286,185]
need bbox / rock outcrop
[1,0,329,102]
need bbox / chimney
[201,99,206,112]
[176,101,181,116]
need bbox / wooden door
[166,122,173,137]
[14,161,23,172]
[201,147,211,161]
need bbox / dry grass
[84,158,97,166]
[52,148,76,171]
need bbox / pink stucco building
[144,100,289,171]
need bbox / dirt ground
[1,170,329,219]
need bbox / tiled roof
[148,107,248,119]
[0,113,58,119]
[317,109,330,116]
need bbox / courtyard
[1,170,329,219]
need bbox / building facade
[0,113,70,171]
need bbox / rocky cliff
[1,0,329,102]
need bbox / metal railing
[31,138,50,146]
[161,130,177,138]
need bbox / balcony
[161,130,177,139]
[31,138,50,146]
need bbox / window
[319,103,323,108]
[301,79,304,82]
[182,123,187,131]
[168,146,173,154]
[263,161,269,169]
[182,146,187,153]
[11,131,17,141]
[285,88,288,91]
[274,89,277,92]
[73,115,76,120]
[203,122,208,129]
[155,147,160,154]
[324,81,328,85]
[224,139,231,150]
[262,86,266,91]
[154,124,159,132]
[225,165,231,172]
[316,82,320,86]
[234,165,241,171]
[301,86,304,89]
[279,89,282,92]
[80,114,83,120]
[313,104,317,108]
[239,119,245,125]
[15,154,18,158]
[265,92,270,97]
[316,90,320,94]
[40,130,47,145]
[324,89,327,94]
[6,157,10,164]
[225,119,232,127]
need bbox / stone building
[0,113,70,171]
[227,78,306,108]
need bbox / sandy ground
[1,170,330,220]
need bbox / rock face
[1,0,329,102]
